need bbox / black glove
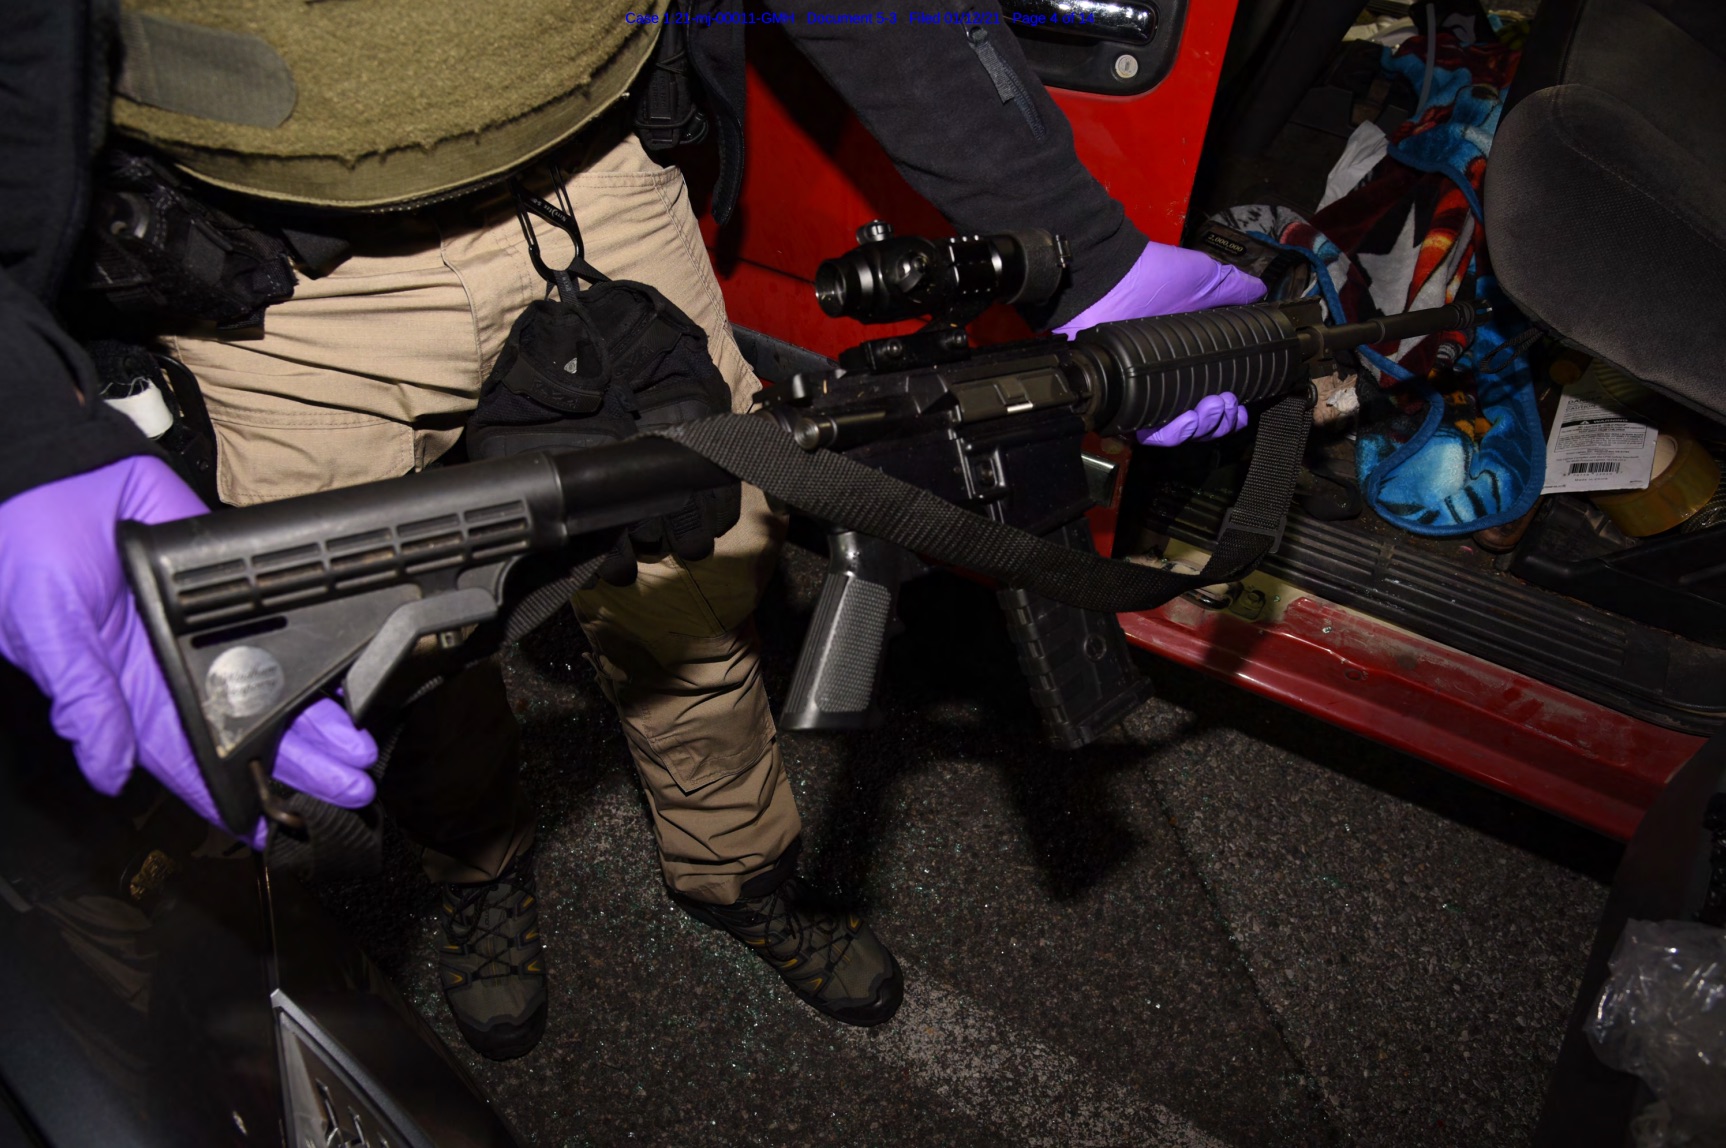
[467,281,742,586]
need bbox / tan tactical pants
[160,132,799,905]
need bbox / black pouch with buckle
[633,0,711,153]
[77,149,300,331]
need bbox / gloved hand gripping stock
[119,227,1488,838]
[0,457,376,851]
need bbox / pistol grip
[779,530,918,732]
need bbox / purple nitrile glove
[1057,240,1265,446]
[1054,239,1268,336]
[0,456,377,848]
[1136,392,1250,447]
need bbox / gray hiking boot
[674,859,902,1027]
[437,847,547,1060]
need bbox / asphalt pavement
[318,543,1621,1147]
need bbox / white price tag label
[1540,371,1660,495]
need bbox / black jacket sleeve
[762,1,1148,330]
[0,270,151,506]
[0,0,151,507]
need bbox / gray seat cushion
[1484,0,1726,416]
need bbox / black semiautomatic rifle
[121,223,1487,835]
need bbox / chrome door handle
[1008,0,1158,46]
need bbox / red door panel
[701,4,1241,357]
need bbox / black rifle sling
[434,394,1313,681]
[266,398,1308,878]
[414,391,1304,769]
[659,390,1314,612]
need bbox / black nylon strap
[503,553,608,643]
[266,791,382,882]
[262,546,606,882]
[485,397,1310,651]
[658,389,1313,612]
[271,399,1307,875]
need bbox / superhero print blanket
[1219,7,1543,537]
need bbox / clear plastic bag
[1585,919,1726,1147]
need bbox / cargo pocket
[584,623,777,796]
[206,397,416,506]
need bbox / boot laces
[756,879,853,971]
[443,867,535,980]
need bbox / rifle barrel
[1301,300,1490,357]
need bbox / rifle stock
[119,442,733,835]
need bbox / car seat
[1486,0,1726,414]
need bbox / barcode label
[1544,371,1660,494]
